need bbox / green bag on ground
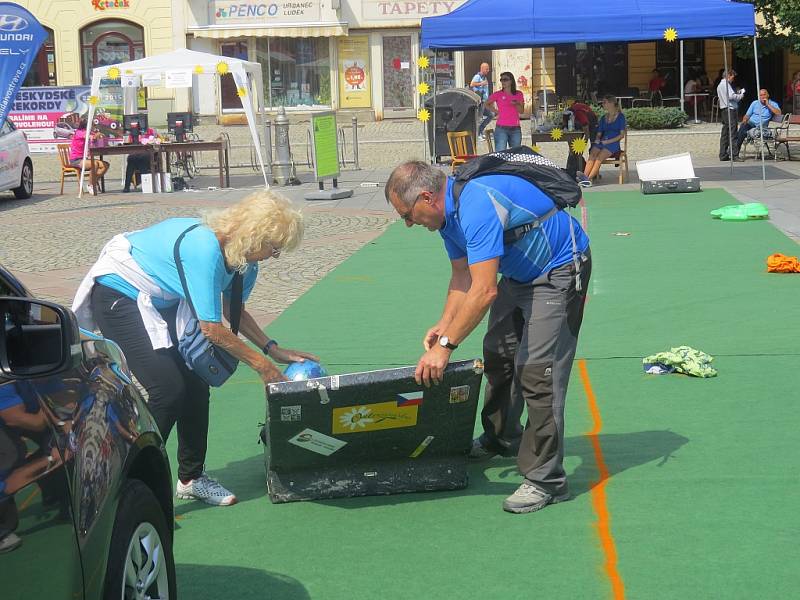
[642,346,718,378]
[710,203,769,221]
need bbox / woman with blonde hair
[72,190,317,506]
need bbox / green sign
[311,112,339,180]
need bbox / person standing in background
[471,62,494,138]
[486,72,525,151]
[717,69,746,161]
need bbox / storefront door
[382,35,415,118]
[220,42,248,111]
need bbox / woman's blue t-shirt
[96,217,258,322]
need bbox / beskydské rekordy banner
[0,3,48,124]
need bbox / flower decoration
[417,108,431,122]
[417,55,430,69]
[194,65,204,75]
[88,95,99,106]
[338,407,375,431]
[417,82,430,95]
[664,27,678,42]
[550,127,563,141]
[571,137,589,155]
[106,66,121,80]
[216,61,229,75]
[236,86,247,98]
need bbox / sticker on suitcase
[449,385,470,404]
[280,405,302,422]
[288,428,346,456]
[332,398,420,434]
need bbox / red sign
[345,65,366,87]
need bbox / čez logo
[0,15,29,31]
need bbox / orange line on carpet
[18,487,40,512]
[578,358,625,600]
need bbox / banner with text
[210,1,321,25]
[0,3,49,125]
[338,36,371,109]
[361,0,466,21]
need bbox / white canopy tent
[79,48,269,197]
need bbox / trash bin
[424,89,481,161]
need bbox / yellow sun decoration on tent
[571,137,589,155]
[531,144,542,153]
[417,108,430,122]
[88,96,98,106]
[237,86,247,98]
[194,65,204,75]
[664,27,678,42]
[106,67,120,80]
[550,127,563,141]
[216,61,229,75]
[417,82,430,95]
[417,55,430,69]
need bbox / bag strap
[173,223,243,335]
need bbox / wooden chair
[447,131,478,172]
[600,129,629,184]
[57,144,80,195]
[774,113,800,160]
[484,128,494,153]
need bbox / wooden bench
[774,113,800,160]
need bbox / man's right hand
[423,324,445,351]
[259,361,287,384]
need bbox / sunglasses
[500,78,512,82]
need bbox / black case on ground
[640,178,701,194]
[262,359,483,503]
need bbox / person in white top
[717,69,746,161]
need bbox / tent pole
[753,35,766,184]
[679,40,685,113]
[722,38,734,175]
[432,49,437,164]
[78,97,98,198]
[541,47,546,124]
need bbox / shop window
[24,27,56,86]
[80,20,144,84]
[656,40,705,97]
[422,49,455,91]
[255,38,331,108]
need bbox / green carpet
[169,189,799,599]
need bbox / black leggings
[125,154,151,189]
[90,284,209,481]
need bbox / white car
[0,118,33,199]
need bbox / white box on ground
[140,173,161,194]
[160,172,173,193]
[635,152,701,194]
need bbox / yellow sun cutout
[664,28,678,42]
[417,108,430,122]
[236,86,247,97]
[550,128,563,141]
[88,96,98,106]
[124,69,133,75]
[194,65,204,75]
[216,61,229,75]
[531,144,541,153]
[106,67,121,80]
[417,82,430,95]
[571,137,589,155]
[417,55,430,69]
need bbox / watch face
[439,336,449,347]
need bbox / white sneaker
[176,472,237,506]
[83,183,96,196]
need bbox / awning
[189,23,348,39]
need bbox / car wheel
[13,160,33,199]
[103,480,176,600]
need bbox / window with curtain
[80,20,144,84]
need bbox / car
[0,119,33,200]
[0,263,176,599]
[53,121,75,140]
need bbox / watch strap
[262,339,278,355]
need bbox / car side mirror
[0,296,82,379]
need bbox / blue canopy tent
[421,0,764,179]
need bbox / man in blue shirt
[385,160,591,514]
[470,62,494,137]
[734,88,781,160]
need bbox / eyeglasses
[271,245,282,258]
[500,78,512,82]
[399,194,421,224]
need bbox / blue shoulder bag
[173,224,243,387]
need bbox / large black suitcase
[262,359,483,503]
[640,178,701,194]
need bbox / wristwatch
[438,335,458,350]
[262,339,278,355]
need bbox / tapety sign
[361,0,466,20]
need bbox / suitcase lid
[635,152,696,182]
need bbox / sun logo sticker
[216,61,229,75]
[664,27,678,42]
[236,86,247,97]
[417,55,430,69]
[417,108,431,122]
[531,144,542,153]
[106,66,120,80]
[571,137,588,155]
[550,127,563,141]
[194,65,204,75]
[417,82,430,95]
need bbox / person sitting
[734,88,782,160]
[648,69,666,94]
[563,99,598,183]
[123,127,157,193]
[784,71,800,112]
[582,95,626,185]
[684,77,699,112]
[69,117,109,196]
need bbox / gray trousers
[480,252,591,496]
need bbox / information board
[310,111,339,181]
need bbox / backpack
[452,146,582,211]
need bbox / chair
[600,130,629,184]
[741,116,783,159]
[535,89,558,114]
[773,114,800,160]
[631,91,655,108]
[482,128,495,153]
[710,96,720,123]
[446,131,478,172]
[57,144,80,195]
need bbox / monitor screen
[122,113,149,132]
[167,112,193,132]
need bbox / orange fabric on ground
[766,253,800,273]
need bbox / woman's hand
[268,346,320,365]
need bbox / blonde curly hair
[203,190,304,272]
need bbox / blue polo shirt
[96,218,258,322]
[439,175,590,283]
[745,99,780,126]
[470,72,489,102]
